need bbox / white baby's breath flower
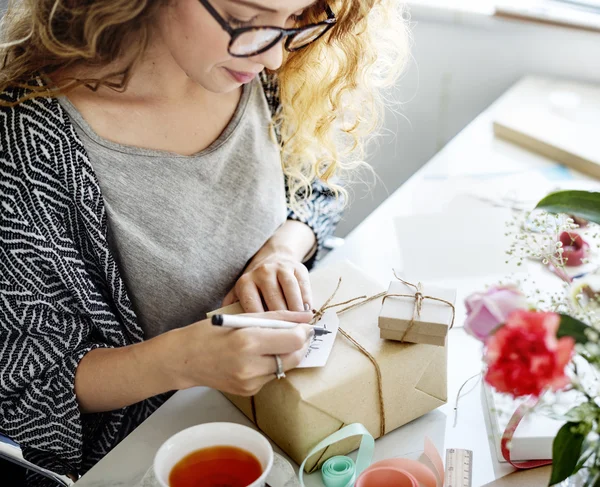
[586,342,600,355]
[585,329,599,343]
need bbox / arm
[226,219,318,312]
[223,179,343,312]
[74,311,313,413]
[247,219,316,270]
[0,177,312,477]
[74,333,174,414]
[286,178,343,266]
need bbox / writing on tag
[297,310,339,368]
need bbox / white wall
[336,11,600,237]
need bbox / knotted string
[310,278,388,437]
[381,270,456,342]
[251,273,454,443]
[249,278,387,436]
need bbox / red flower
[484,310,575,397]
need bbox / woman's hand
[222,220,317,312]
[223,252,312,312]
[167,310,314,396]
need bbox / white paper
[463,171,600,211]
[463,171,554,210]
[297,310,339,368]
[395,208,521,280]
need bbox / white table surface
[77,76,600,486]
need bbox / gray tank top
[59,79,287,338]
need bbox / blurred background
[336,0,600,237]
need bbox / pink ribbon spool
[355,466,419,487]
[353,438,443,487]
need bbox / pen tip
[212,315,223,326]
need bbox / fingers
[221,288,238,307]
[260,274,288,311]
[262,343,311,375]
[236,278,264,313]
[294,266,312,311]
[277,268,303,311]
[246,339,311,393]
[238,323,314,356]
[236,264,312,312]
[227,327,312,396]
[223,315,314,396]
[245,310,313,323]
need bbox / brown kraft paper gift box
[378,280,456,347]
[208,260,447,472]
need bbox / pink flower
[464,286,528,341]
[484,310,574,398]
[559,231,589,267]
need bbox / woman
[0,0,408,484]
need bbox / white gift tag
[297,310,339,368]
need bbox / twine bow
[250,272,455,451]
[382,270,456,343]
[249,278,387,437]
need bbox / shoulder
[1,85,70,134]
[1,86,78,182]
[0,88,83,206]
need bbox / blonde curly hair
[0,0,410,210]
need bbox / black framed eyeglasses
[199,0,337,58]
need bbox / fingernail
[304,303,310,311]
[307,329,315,340]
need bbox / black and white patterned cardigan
[0,73,342,483]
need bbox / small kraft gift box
[378,278,456,347]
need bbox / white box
[482,384,585,462]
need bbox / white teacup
[154,422,274,487]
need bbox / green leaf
[549,422,590,485]
[558,314,591,345]
[536,191,600,225]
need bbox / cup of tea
[154,422,274,487]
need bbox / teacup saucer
[266,453,301,487]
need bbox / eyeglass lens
[230,24,330,56]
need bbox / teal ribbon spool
[299,423,374,487]
[321,456,356,487]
